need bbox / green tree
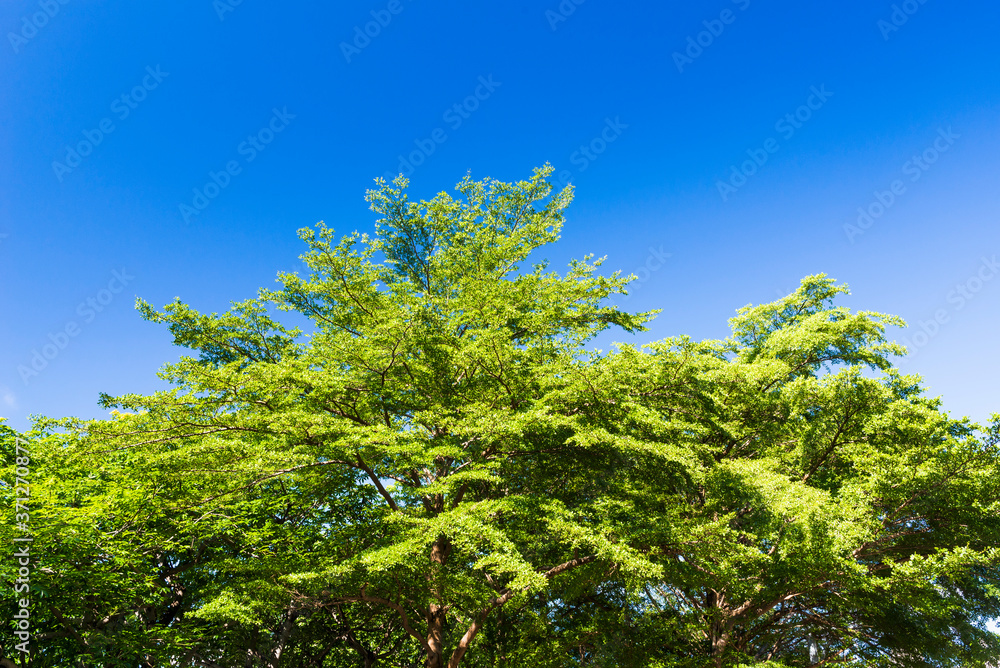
[543,277,1000,666]
[4,166,998,667]
[73,166,658,667]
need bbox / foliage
[2,167,998,667]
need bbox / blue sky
[1,0,999,432]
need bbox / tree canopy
[3,166,999,667]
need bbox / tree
[4,166,998,666]
[1,416,409,667]
[67,166,656,667]
[542,277,1000,666]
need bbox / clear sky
[2,0,998,432]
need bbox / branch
[341,585,430,655]
[356,454,399,512]
[447,555,600,667]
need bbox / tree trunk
[426,603,446,668]
[707,590,730,668]
[425,535,451,668]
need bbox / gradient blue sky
[2,0,999,433]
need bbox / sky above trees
[2,0,999,430]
